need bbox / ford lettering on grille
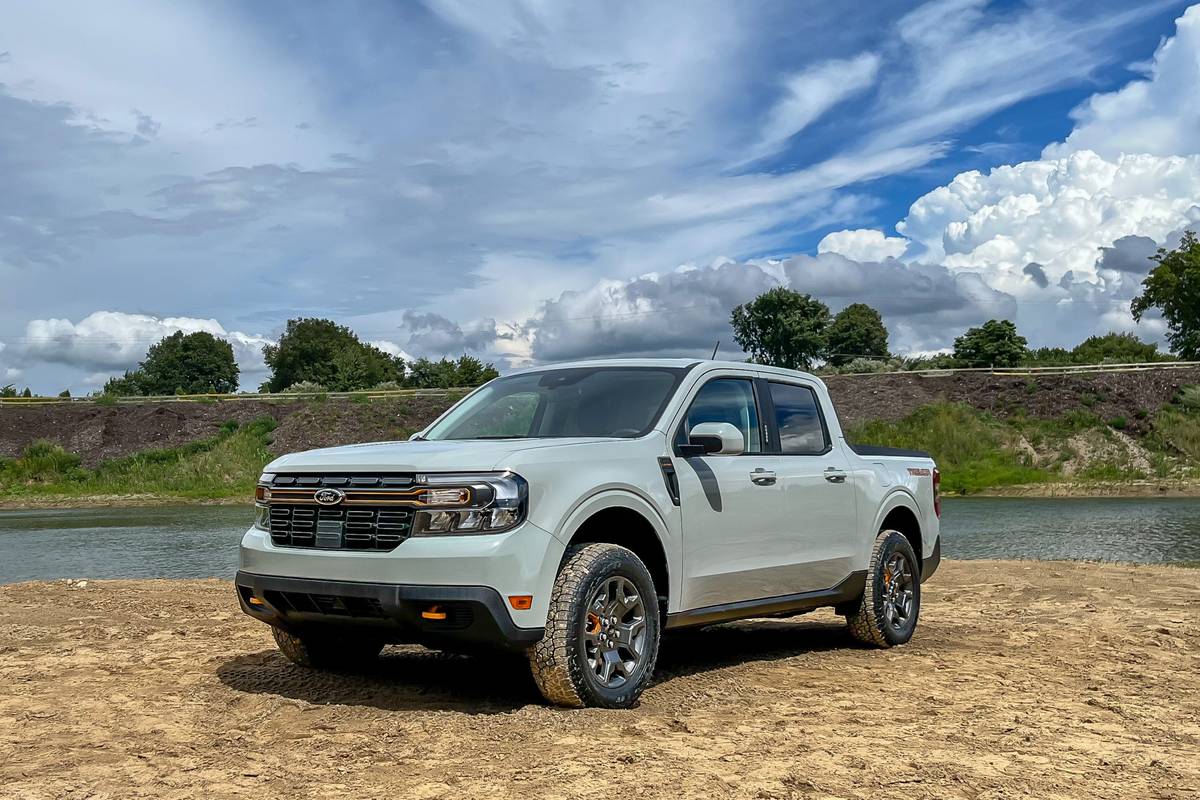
[314,488,346,506]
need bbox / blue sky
[2,0,1199,392]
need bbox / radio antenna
[710,340,720,360]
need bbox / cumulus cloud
[817,229,908,262]
[1046,5,1200,160]
[398,311,506,358]
[520,252,1019,361]
[15,312,272,388]
[896,149,1200,291]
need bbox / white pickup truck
[237,359,941,708]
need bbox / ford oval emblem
[314,488,346,506]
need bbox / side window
[768,382,829,454]
[682,378,762,453]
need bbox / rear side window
[683,378,763,453]
[768,382,829,454]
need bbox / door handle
[750,468,777,485]
[824,467,848,483]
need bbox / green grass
[847,403,1046,494]
[0,416,278,500]
[1152,409,1200,461]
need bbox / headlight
[253,473,275,531]
[412,472,528,535]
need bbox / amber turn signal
[508,595,533,610]
[421,604,448,620]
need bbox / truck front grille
[268,505,414,551]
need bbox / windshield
[424,366,689,440]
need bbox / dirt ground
[1,561,1197,800]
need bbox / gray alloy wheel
[581,575,650,690]
[846,529,921,647]
[880,552,916,632]
[529,543,661,709]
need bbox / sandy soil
[1,560,1197,800]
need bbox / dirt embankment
[2,367,1198,465]
[1,560,1196,799]
[824,366,1200,432]
[0,395,458,467]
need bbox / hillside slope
[2,368,1199,501]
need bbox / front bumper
[236,572,542,652]
[238,518,565,641]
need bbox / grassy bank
[847,399,1200,494]
[0,417,277,504]
[4,395,1200,506]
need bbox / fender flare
[555,488,679,609]
[872,488,924,551]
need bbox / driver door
[672,375,792,609]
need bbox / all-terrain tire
[846,529,921,647]
[529,543,661,709]
[272,627,384,670]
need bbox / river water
[0,497,1197,584]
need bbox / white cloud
[15,311,272,388]
[748,53,880,162]
[817,228,908,262]
[368,340,416,365]
[1046,5,1200,159]
[898,149,1200,292]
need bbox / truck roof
[508,358,824,383]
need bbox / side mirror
[683,422,745,456]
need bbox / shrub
[280,381,328,395]
[1176,385,1200,411]
[4,441,82,483]
[1109,417,1127,430]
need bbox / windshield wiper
[472,435,535,440]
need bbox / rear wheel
[846,529,921,647]
[272,627,384,670]
[529,543,661,709]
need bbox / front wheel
[845,529,921,647]
[529,543,661,708]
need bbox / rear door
[759,377,859,592]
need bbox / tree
[730,288,831,370]
[102,370,148,396]
[261,318,404,392]
[1071,332,1163,364]
[101,332,239,396]
[1132,230,1200,359]
[140,331,239,394]
[21,388,32,398]
[1024,346,1074,367]
[407,355,500,389]
[953,320,1028,367]
[824,303,889,366]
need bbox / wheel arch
[874,491,924,570]
[558,491,674,612]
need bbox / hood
[265,437,620,473]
